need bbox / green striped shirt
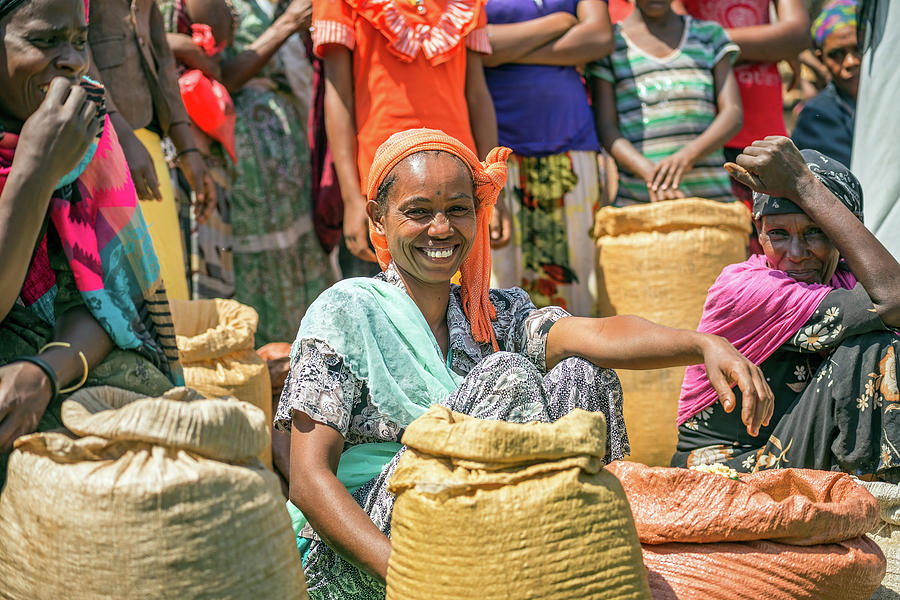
[588,17,739,204]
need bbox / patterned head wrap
[812,0,857,48]
[366,128,512,351]
[752,149,864,222]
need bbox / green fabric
[0,239,173,491]
[292,278,462,428]
[287,441,404,558]
[287,277,463,556]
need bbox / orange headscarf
[366,128,512,351]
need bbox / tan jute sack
[0,386,307,600]
[594,199,751,466]
[386,406,651,600]
[170,298,272,467]
[858,480,900,599]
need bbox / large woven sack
[170,298,272,466]
[386,406,651,600]
[858,480,900,599]
[607,462,885,599]
[0,386,307,600]
[594,199,751,466]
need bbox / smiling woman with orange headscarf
[274,128,771,599]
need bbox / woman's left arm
[0,306,113,450]
[651,56,743,194]
[510,0,613,67]
[547,315,774,435]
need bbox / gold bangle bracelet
[38,341,89,395]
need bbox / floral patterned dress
[673,283,900,481]
[274,263,628,600]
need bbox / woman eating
[0,0,182,488]
[674,136,900,480]
[275,128,772,599]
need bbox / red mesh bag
[607,462,886,599]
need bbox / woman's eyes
[448,205,471,215]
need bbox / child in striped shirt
[588,0,742,205]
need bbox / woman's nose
[787,234,809,260]
[56,44,88,75]
[428,212,452,236]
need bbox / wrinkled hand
[699,334,774,436]
[116,121,162,201]
[282,0,313,32]
[724,136,815,203]
[651,149,695,196]
[179,150,217,224]
[0,362,54,452]
[16,77,103,186]
[489,195,512,249]
[343,195,377,262]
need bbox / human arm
[650,55,743,193]
[590,76,678,201]
[290,412,391,581]
[0,305,114,450]
[165,32,223,80]
[323,47,377,262]
[721,0,809,64]
[546,315,774,435]
[510,0,613,67]
[727,137,900,327]
[220,0,311,93]
[0,78,102,320]
[480,12,576,68]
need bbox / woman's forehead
[5,0,86,28]
[388,152,474,193]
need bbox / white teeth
[424,247,453,259]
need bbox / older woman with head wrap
[674,136,900,479]
[0,0,182,488]
[274,128,772,599]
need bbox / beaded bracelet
[14,356,59,402]
[174,147,202,161]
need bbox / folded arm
[510,0,613,67]
[721,0,809,64]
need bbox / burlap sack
[859,480,900,599]
[0,386,307,600]
[594,199,751,466]
[170,298,272,466]
[386,406,650,600]
[607,462,885,600]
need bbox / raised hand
[16,77,103,186]
[724,136,816,203]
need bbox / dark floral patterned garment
[275,263,628,600]
[673,283,900,480]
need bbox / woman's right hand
[0,362,54,452]
[15,77,102,186]
[344,194,378,262]
[281,0,313,33]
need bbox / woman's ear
[367,199,385,235]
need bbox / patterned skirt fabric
[230,84,335,344]
[302,352,627,600]
[672,330,900,481]
[490,151,601,317]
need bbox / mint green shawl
[287,278,463,552]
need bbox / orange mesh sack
[606,462,886,600]
[170,298,272,467]
[857,480,900,599]
[0,386,307,599]
[386,406,651,600]
[594,199,751,465]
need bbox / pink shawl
[678,253,857,425]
